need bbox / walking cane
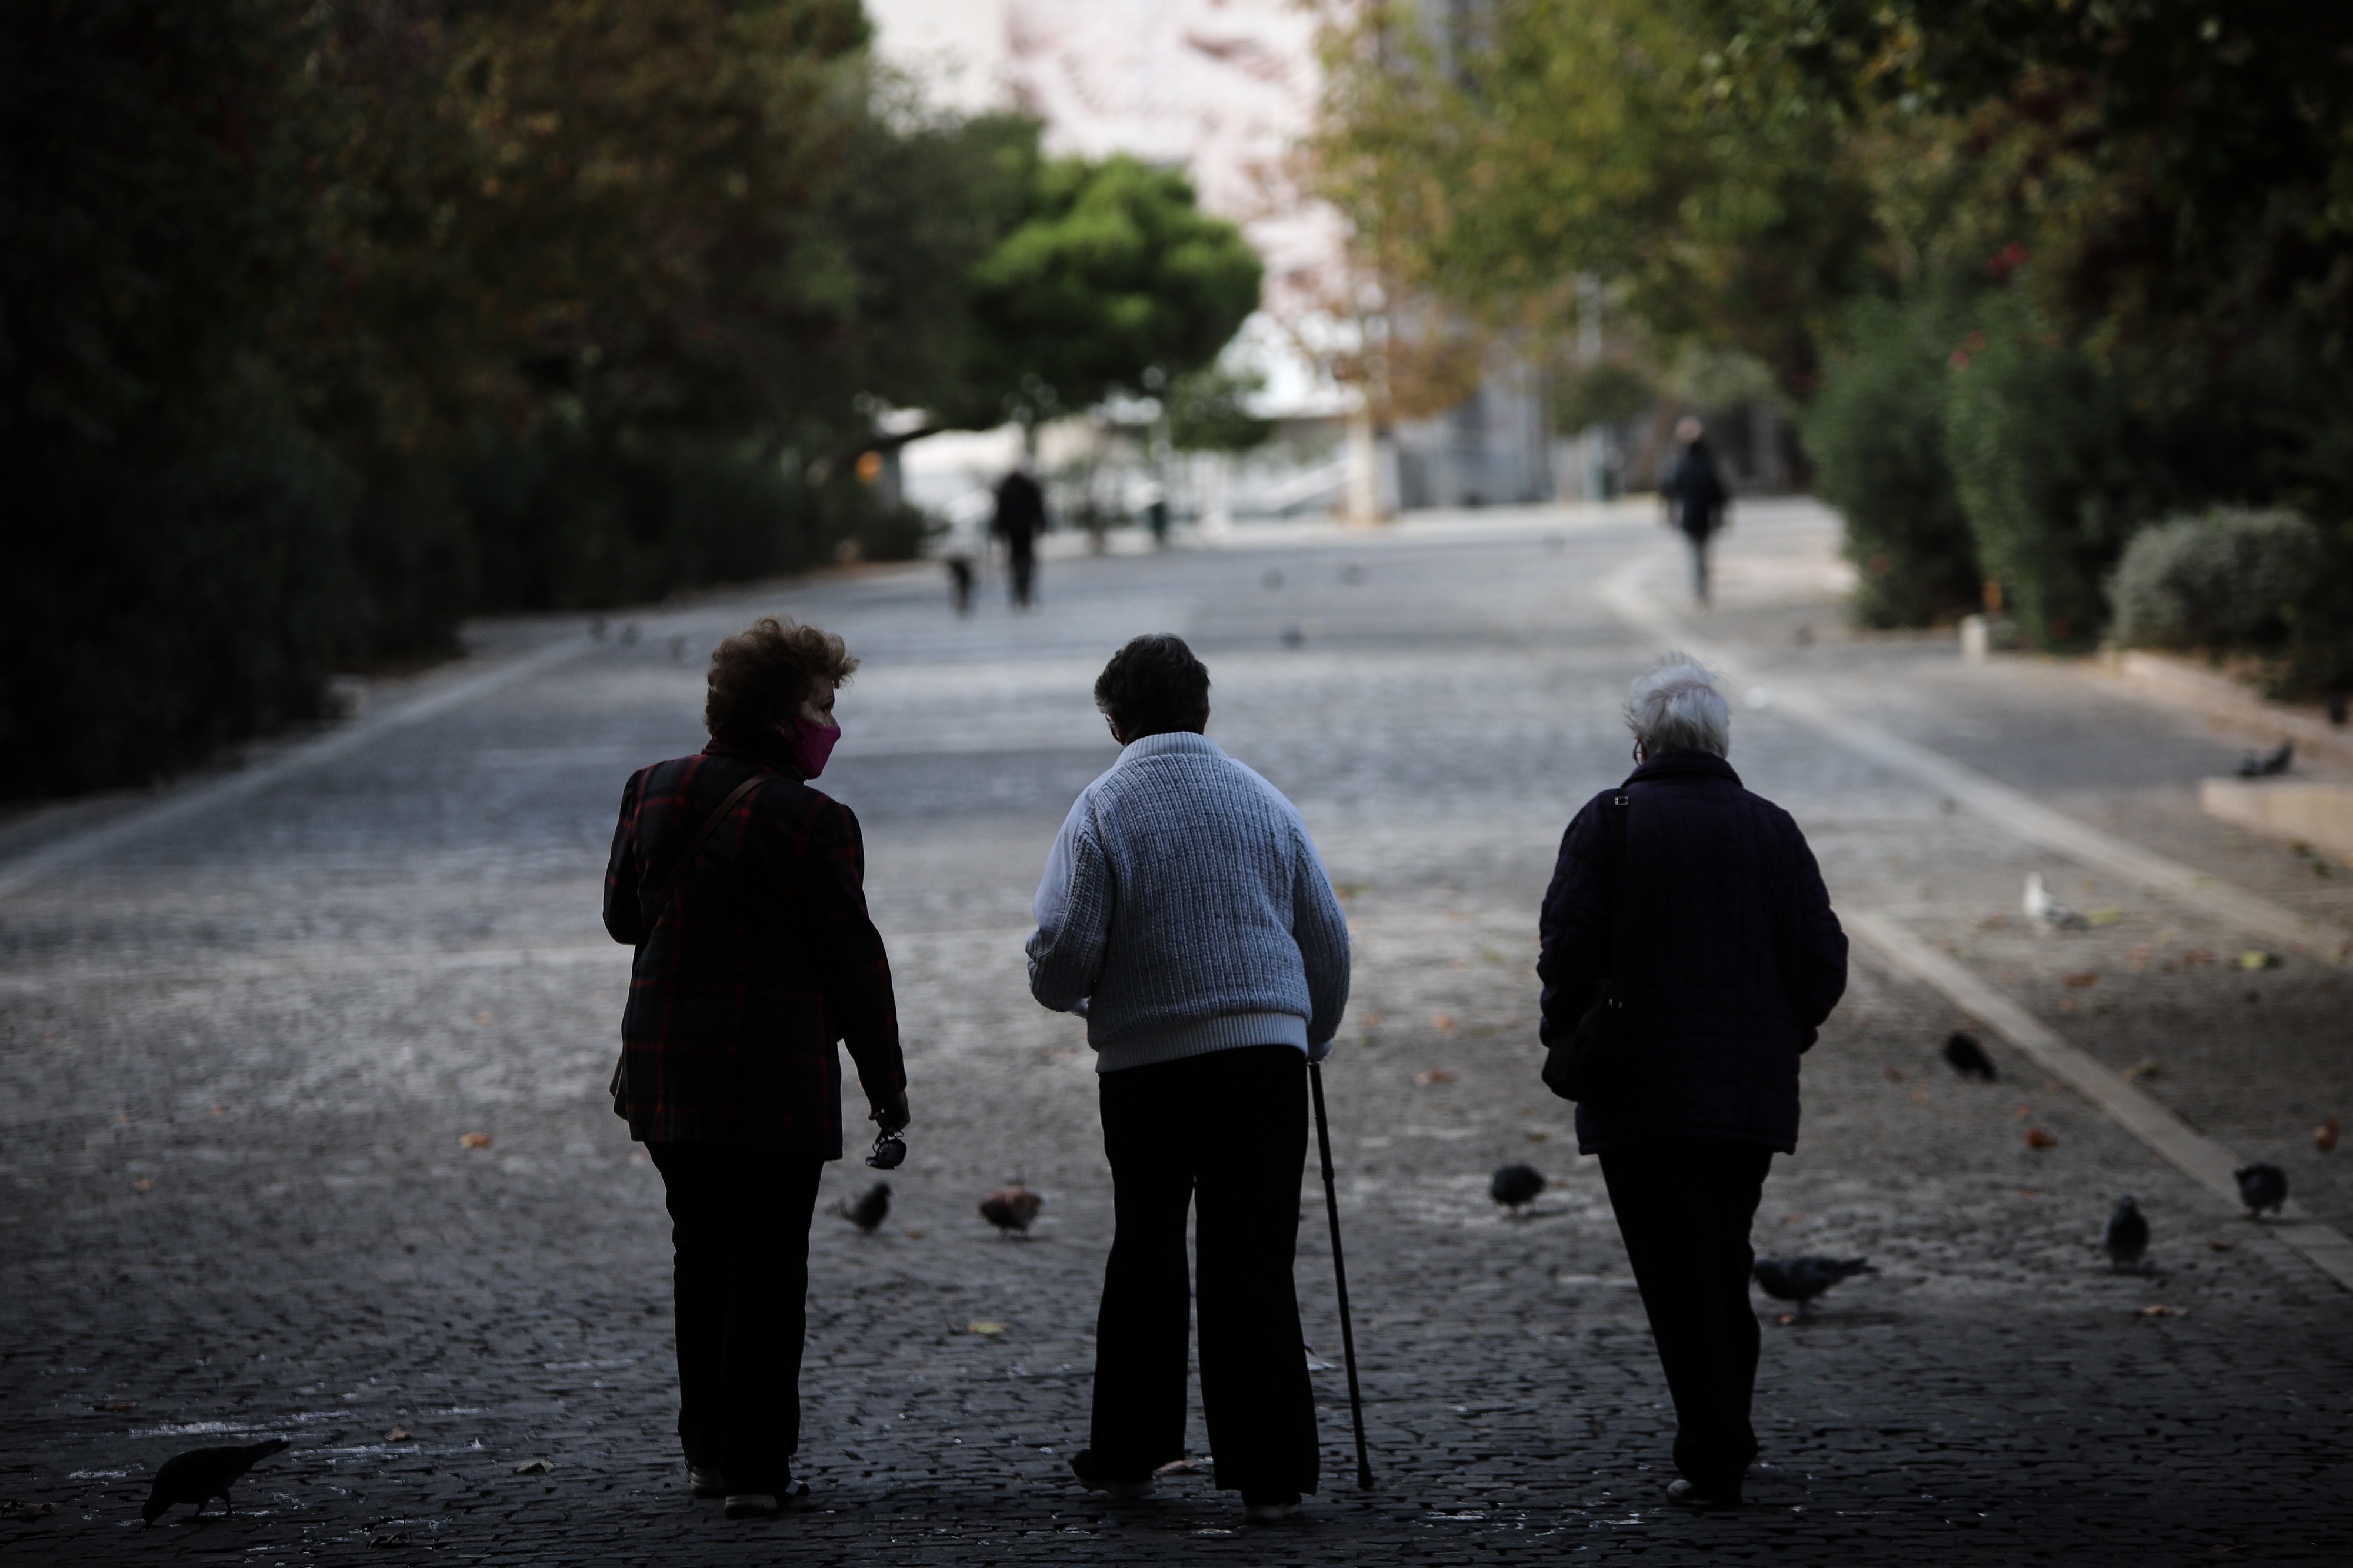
[1309,1060,1375,1490]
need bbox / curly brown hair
[704,616,859,742]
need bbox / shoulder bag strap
[1600,789,1634,1003]
[639,772,769,947]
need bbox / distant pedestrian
[992,463,1048,607]
[945,553,976,615]
[1027,634,1351,1524]
[1659,417,1728,603]
[604,616,909,1521]
[1537,655,1846,1510]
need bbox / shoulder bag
[1540,789,1639,1103]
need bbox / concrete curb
[2101,650,2353,771]
[1851,910,2353,1295]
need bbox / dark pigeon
[2235,1162,2288,1217]
[979,1185,1043,1237]
[838,1182,891,1235]
[142,1437,289,1524]
[1752,1256,1877,1315]
[1942,1030,1997,1082]
[2237,739,2294,778]
[2102,1193,2150,1270]
[1489,1164,1547,1215]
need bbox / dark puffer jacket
[1538,749,1847,1153]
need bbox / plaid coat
[604,738,905,1155]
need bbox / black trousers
[1008,544,1036,605]
[1598,1138,1772,1496]
[1092,1045,1318,1497]
[647,1142,824,1490]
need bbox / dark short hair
[705,616,857,740]
[1095,634,1210,738]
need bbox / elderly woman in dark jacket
[604,615,909,1519]
[1538,653,1846,1510]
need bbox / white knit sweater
[1026,730,1352,1072]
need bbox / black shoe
[1070,1450,1154,1502]
[1665,1478,1740,1510]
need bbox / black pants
[648,1142,824,1490]
[1598,1139,1772,1496]
[1008,545,1036,605]
[1092,1045,1318,1497]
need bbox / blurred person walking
[1027,635,1351,1523]
[992,463,1048,607]
[1537,655,1847,1510]
[604,616,910,1520]
[1660,418,1729,604]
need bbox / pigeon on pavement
[1751,1256,1877,1315]
[1489,1164,1546,1215]
[1942,1030,1998,1081]
[979,1185,1044,1237]
[838,1182,891,1235]
[2024,873,2089,931]
[2236,739,2294,778]
[2102,1194,2151,1270]
[142,1438,289,1524]
[2234,1162,2288,1217]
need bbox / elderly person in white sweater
[1028,633,1351,1523]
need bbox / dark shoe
[723,1481,808,1519]
[1665,1478,1740,1510]
[1071,1450,1154,1502]
[686,1463,725,1499]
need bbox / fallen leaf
[209,1105,228,1116]
[2063,971,2100,989]
[384,1426,409,1442]
[512,1458,555,1474]
[461,1132,493,1150]
[2018,1189,2038,1198]
[966,1320,1005,1336]
[903,1229,924,1239]
[1883,1066,1907,1083]
[1360,1012,1382,1027]
[1784,1213,1805,1223]
[1525,1130,1549,1142]
[2087,907,2124,926]
[2317,1116,2340,1155]
[2238,949,2281,970]
[2136,1303,2187,1318]
[476,1010,494,1025]
[1909,1087,1929,1105]
[1432,1013,1455,1032]
[1415,1068,1453,1086]
[131,1179,155,1192]
[2025,1127,2058,1150]
[1775,1313,1798,1326]
[2207,1239,2236,1252]
[2014,1105,2032,1118]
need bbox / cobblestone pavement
[4,505,2349,1565]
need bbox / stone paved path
[4,503,2348,1564]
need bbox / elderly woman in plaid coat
[604,616,908,1519]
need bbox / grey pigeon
[142,1437,289,1524]
[2102,1193,2150,1270]
[1752,1256,1877,1315]
[1942,1030,1997,1082]
[2236,739,2294,778]
[838,1182,891,1235]
[2234,1162,2288,1217]
[979,1185,1044,1237]
[1489,1163,1547,1215]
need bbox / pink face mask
[792,716,839,779]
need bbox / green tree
[957,154,1263,432]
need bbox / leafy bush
[1802,295,1981,626]
[2108,508,2322,652]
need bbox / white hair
[1624,652,1731,758]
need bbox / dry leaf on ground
[461,1132,493,1149]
